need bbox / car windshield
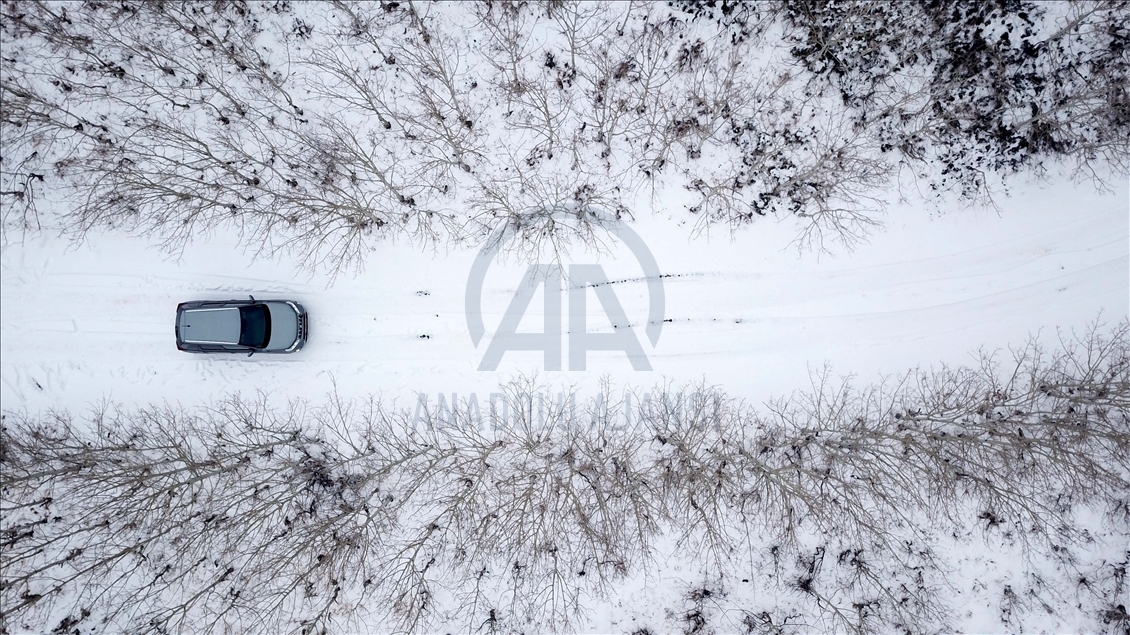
[238,305,271,348]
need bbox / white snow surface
[4,173,1128,634]
[2,152,1129,635]
[3,175,1126,414]
[2,2,1128,632]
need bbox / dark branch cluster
[3,321,1127,633]
[2,1,1126,271]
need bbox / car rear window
[238,305,271,348]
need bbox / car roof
[179,306,241,345]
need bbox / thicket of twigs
[2,1,1127,272]
[3,320,1127,633]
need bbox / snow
[3,167,1125,634]
[3,173,1125,414]
[2,2,1128,631]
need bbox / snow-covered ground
[3,163,1128,635]
[3,2,1128,632]
[3,173,1126,414]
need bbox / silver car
[176,296,308,355]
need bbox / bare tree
[4,1,1127,268]
[4,321,1127,633]
[778,0,1130,199]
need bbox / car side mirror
[249,294,256,302]
[247,350,254,358]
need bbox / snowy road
[2,179,1127,412]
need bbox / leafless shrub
[0,2,454,275]
[2,327,1127,633]
[780,0,1130,199]
[466,164,631,267]
[4,1,1125,267]
[1,387,658,632]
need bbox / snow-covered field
[3,1,1129,633]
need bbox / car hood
[178,307,241,345]
[264,302,299,350]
